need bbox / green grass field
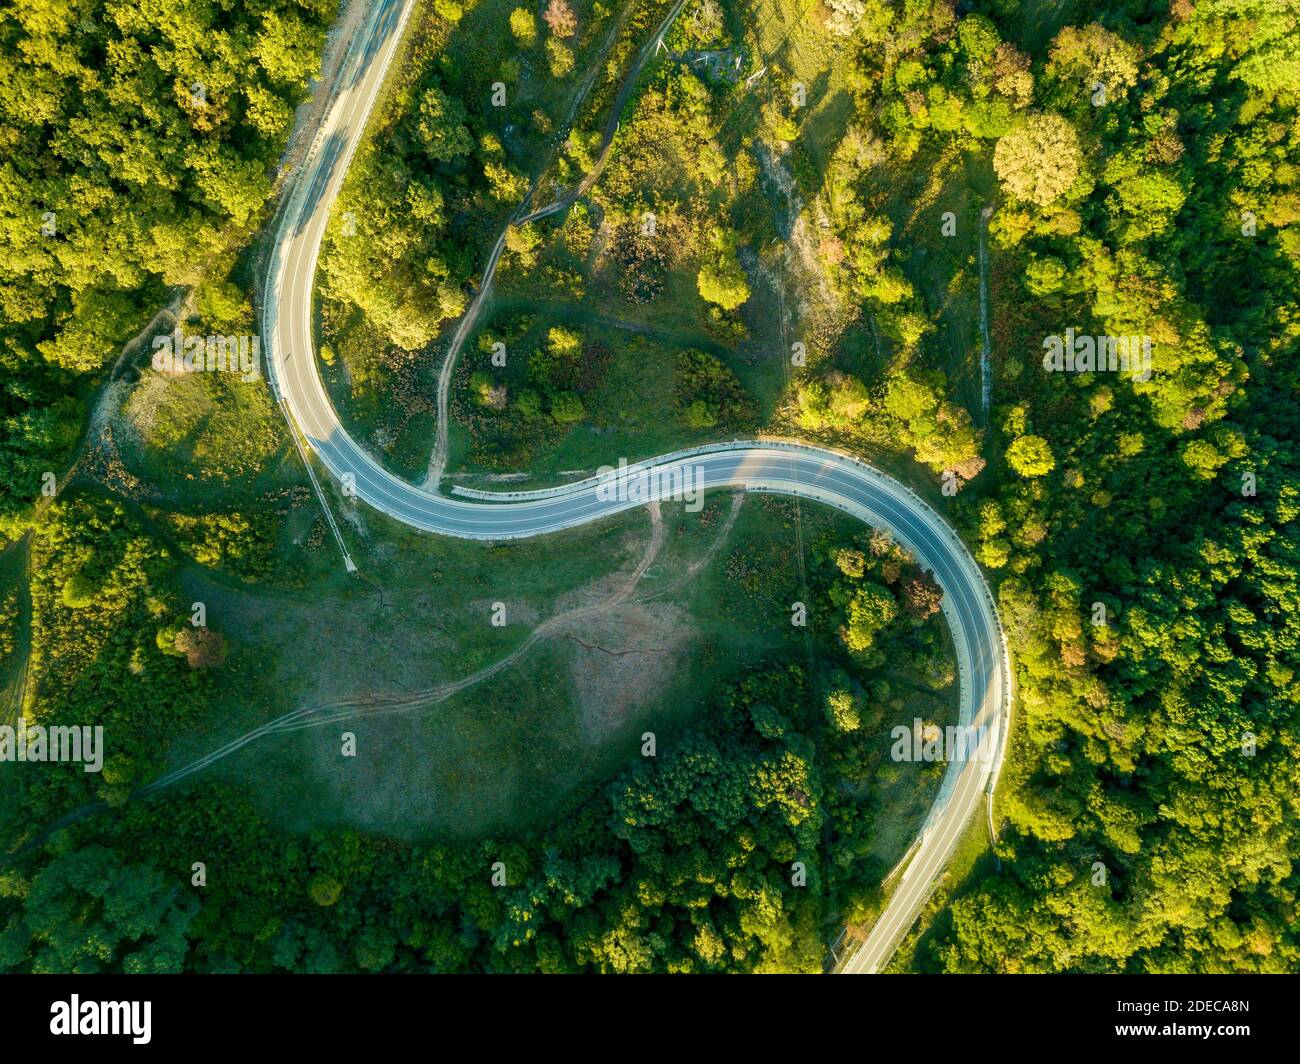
[128,488,958,845]
[118,368,297,508]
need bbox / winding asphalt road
[262,0,1012,974]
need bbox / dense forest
[789,0,1300,971]
[0,0,334,536]
[1,0,1298,973]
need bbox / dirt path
[421,0,691,490]
[1,502,670,859]
[78,290,191,463]
[517,0,692,226]
[0,539,32,729]
[103,492,735,816]
[133,503,671,794]
[978,204,993,423]
[639,492,744,602]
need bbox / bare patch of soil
[562,599,693,743]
